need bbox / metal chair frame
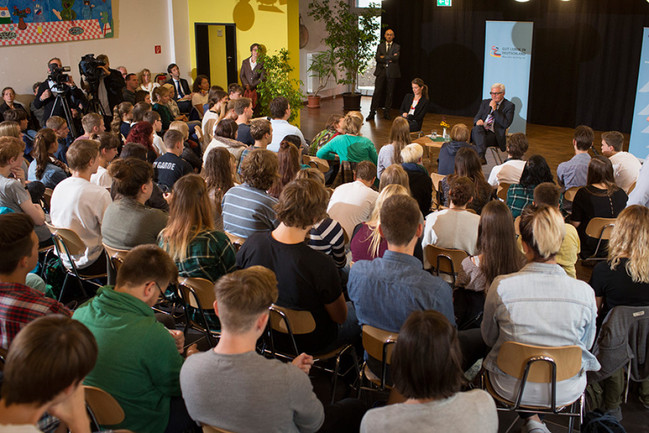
[177,277,220,348]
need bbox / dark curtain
[382,0,649,132]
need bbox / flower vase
[443,127,448,139]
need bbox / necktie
[485,103,499,132]
[176,80,183,98]
[387,42,391,52]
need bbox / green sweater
[73,286,183,433]
[316,134,378,165]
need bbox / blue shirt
[348,250,455,332]
[557,152,591,190]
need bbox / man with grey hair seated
[472,82,515,162]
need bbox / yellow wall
[187,0,301,124]
[208,25,228,89]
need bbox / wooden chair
[267,305,359,403]
[41,187,53,212]
[177,277,219,347]
[102,243,130,282]
[424,245,469,287]
[496,183,510,201]
[202,424,236,433]
[45,222,106,301]
[224,231,246,252]
[563,186,581,203]
[430,173,446,209]
[482,342,584,433]
[627,181,636,194]
[360,325,398,392]
[84,385,125,430]
[581,217,616,263]
[302,155,329,173]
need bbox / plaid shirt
[0,282,71,348]
[506,184,535,218]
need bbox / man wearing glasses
[472,83,515,162]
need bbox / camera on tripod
[48,63,72,95]
[78,54,106,94]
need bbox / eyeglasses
[153,281,166,300]
[490,92,504,95]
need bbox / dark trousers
[318,398,367,433]
[472,124,501,158]
[165,396,200,433]
[370,73,397,112]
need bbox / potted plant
[306,48,337,108]
[308,0,381,111]
[256,48,305,123]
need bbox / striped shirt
[0,282,71,349]
[308,217,346,268]
[222,183,279,239]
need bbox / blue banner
[629,28,649,160]
[483,21,533,134]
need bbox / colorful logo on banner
[0,0,113,46]
[629,28,649,159]
[490,46,501,58]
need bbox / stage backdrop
[482,21,533,134]
[629,27,649,159]
[382,0,649,133]
[0,0,113,46]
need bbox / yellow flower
[440,121,450,128]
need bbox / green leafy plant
[307,47,337,97]
[256,49,305,123]
[308,0,381,94]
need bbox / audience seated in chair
[89,132,119,189]
[237,178,360,354]
[438,123,472,176]
[360,311,497,433]
[557,125,593,191]
[204,147,235,232]
[27,128,70,190]
[153,129,193,191]
[440,147,493,215]
[0,213,70,349]
[203,119,246,172]
[400,143,432,215]
[237,118,272,178]
[482,204,599,433]
[50,140,111,275]
[422,176,481,261]
[506,155,554,219]
[73,245,200,433]
[327,160,379,240]
[268,96,307,153]
[487,132,529,187]
[316,111,377,166]
[348,194,454,377]
[376,117,410,179]
[0,315,97,433]
[600,131,640,194]
[309,114,342,157]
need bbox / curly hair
[240,149,278,190]
[126,121,154,152]
[275,178,328,229]
[608,205,649,283]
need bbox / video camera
[78,54,106,94]
[47,63,71,94]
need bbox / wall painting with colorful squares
[0,0,113,46]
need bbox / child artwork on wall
[0,0,113,46]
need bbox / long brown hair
[204,147,234,218]
[476,201,525,288]
[411,77,429,100]
[587,155,618,194]
[111,101,133,134]
[448,147,490,198]
[389,117,410,165]
[269,141,300,198]
[159,174,214,261]
[33,128,58,179]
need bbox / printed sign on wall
[0,0,113,46]
[629,27,649,160]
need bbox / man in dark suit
[166,63,192,113]
[367,29,401,121]
[472,83,515,161]
[93,54,126,119]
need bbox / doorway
[195,23,238,89]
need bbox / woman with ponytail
[399,77,430,132]
[110,101,134,139]
[27,128,70,189]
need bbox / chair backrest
[497,183,510,201]
[362,325,398,366]
[41,187,53,211]
[584,217,616,241]
[102,243,130,272]
[203,424,236,433]
[514,215,521,236]
[627,182,636,194]
[178,277,216,311]
[45,222,86,256]
[224,231,246,251]
[563,186,581,203]
[84,385,125,426]
[496,341,582,383]
[431,173,446,209]
[302,155,329,173]
[269,304,316,335]
[424,244,469,286]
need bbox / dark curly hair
[275,178,328,229]
[240,149,279,190]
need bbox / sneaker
[605,406,623,421]
[524,419,551,433]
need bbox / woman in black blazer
[399,78,429,132]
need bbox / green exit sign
[437,0,452,6]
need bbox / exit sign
[437,0,452,6]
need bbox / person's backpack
[581,410,626,433]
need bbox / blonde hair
[365,184,410,257]
[379,164,411,192]
[400,143,423,164]
[389,117,411,164]
[169,121,189,140]
[519,204,565,260]
[608,205,649,283]
[0,121,21,138]
[341,113,363,135]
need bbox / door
[195,23,238,89]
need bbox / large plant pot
[342,92,362,112]
[307,95,321,108]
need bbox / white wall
[298,0,345,98]
[1,0,176,101]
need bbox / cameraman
[33,57,87,129]
[93,54,126,117]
